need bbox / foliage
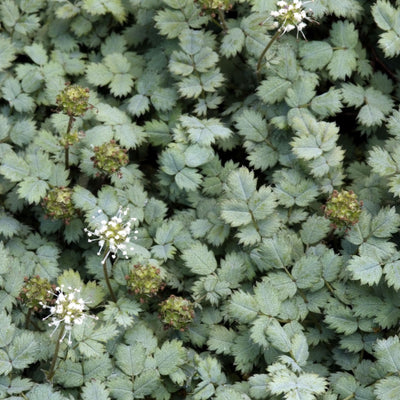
[1,0,400,398]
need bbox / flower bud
[42,187,76,224]
[159,295,195,331]
[323,189,363,229]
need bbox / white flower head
[269,0,315,39]
[84,207,138,264]
[42,285,98,345]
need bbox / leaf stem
[324,280,349,306]
[47,324,65,382]
[256,30,281,80]
[102,248,117,302]
[283,265,308,303]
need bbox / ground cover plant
[2,0,400,399]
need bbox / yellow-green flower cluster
[18,276,55,311]
[199,0,231,10]
[125,263,165,302]
[60,130,82,149]
[159,295,195,331]
[56,83,91,117]
[91,140,129,177]
[42,187,76,224]
[323,189,363,229]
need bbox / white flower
[269,0,314,39]
[41,285,98,344]
[84,207,138,264]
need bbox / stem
[25,308,32,329]
[102,250,117,302]
[217,9,228,32]
[64,115,74,169]
[210,17,225,31]
[256,29,281,80]
[47,325,65,382]
[65,147,69,170]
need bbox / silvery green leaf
[82,381,110,400]
[181,116,231,145]
[327,49,357,80]
[133,370,161,398]
[116,343,146,376]
[155,9,188,39]
[374,376,400,400]
[181,242,217,275]
[24,42,47,65]
[220,27,245,58]
[107,376,133,400]
[347,254,383,286]
[17,177,48,204]
[109,73,134,97]
[228,290,258,323]
[374,336,400,373]
[254,280,280,316]
[300,215,331,245]
[8,332,38,370]
[0,35,16,71]
[86,62,114,86]
[300,41,333,71]
[154,340,186,375]
[257,76,291,105]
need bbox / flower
[84,207,138,263]
[41,285,98,344]
[270,0,314,39]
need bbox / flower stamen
[84,207,138,264]
[41,285,98,345]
